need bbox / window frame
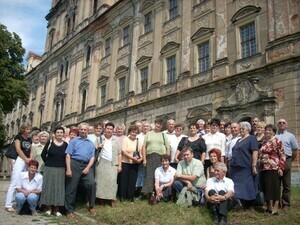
[144,11,152,34]
[166,55,176,84]
[140,67,149,93]
[169,0,178,20]
[122,26,130,46]
[118,77,126,99]
[197,41,210,73]
[100,84,106,106]
[104,37,111,57]
[240,22,257,59]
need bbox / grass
[59,187,300,225]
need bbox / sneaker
[45,210,52,216]
[55,212,62,217]
[32,210,38,216]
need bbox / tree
[0,23,29,147]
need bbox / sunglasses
[278,121,286,124]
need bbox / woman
[154,154,176,202]
[256,121,266,148]
[32,131,50,173]
[15,159,43,215]
[5,123,32,212]
[40,127,68,216]
[169,123,186,169]
[115,123,126,144]
[120,125,143,201]
[224,122,232,142]
[206,148,222,179]
[96,122,122,207]
[175,122,206,164]
[142,118,170,195]
[69,127,79,141]
[230,121,259,207]
[259,124,285,215]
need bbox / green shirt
[144,131,169,155]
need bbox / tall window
[240,22,256,58]
[119,77,126,99]
[101,85,106,106]
[72,14,76,30]
[86,46,91,66]
[166,55,176,84]
[140,67,148,93]
[60,99,64,121]
[144,12,152,33]
[93,0,98,14]
[123,26,129,46]
[198,41,210,72]
[60,65,64,82]
[55,102,59,122]
[105,38,111,56]
[49,31,54,49]
[169,0,178,20]
[66,18,71,35]
[65,61,69,79]
[81,89,86,113]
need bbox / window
[66,18,71,35]
[140,67,148,93]
[166,55,176,84]
[169,0,178,20]
[240,22,256,58]
[81,89,86,113]
[119,77,126,99]
[93,0,98,14]
[198,41,210,72]
[86,45,91,66]
[144,12,152,33]
[105,38,111,56]
[55,102,59,122]
[101,85,106,106]
[49,31,54,49]
[123,26,129,46]
[60,65,63,82]
[60,99,64,121]
[65,61,69,79]
[72,14,76,30]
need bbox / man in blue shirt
[275,118,299,210]
[65,122,96,218]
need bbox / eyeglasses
[278,121,286,124]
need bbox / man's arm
[66,154,72,177]
[83,157,95,175]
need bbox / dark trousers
[204,159,212,178]
[280,157,292,207]
[65,159,96,213]
[208,190,229,217]
[120,162,139,200]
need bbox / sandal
[6,208,15,213]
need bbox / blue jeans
[15,192,39,212]
[173,180,203,198]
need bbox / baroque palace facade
[3,0,300,141]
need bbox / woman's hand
[117,166,122,173]
[278,169,283,176]
[252,165,257,175]
[143,159,147,166]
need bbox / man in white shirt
[205,162,234,225]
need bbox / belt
[72,158,89,164]
[286,156,292,159]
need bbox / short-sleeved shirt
[231,135,258,168]
[14,134,32,158]
[276,130,299,156]
[122,137,143,164]
[206,176,234,194]
[154,165,176,184]
[144,131,169,155]
[16,171,43,192]
[177,158,206,188]
[65,136,95,162]
[177,137,206,160]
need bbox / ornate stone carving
[165,32,177,43]
[193,2,209,17]
[118,56,129,67]
[139,33,151,46]
[164,19,177,33]
[140,45,151,56]
[196,16,209,29]
[238,0,255,8]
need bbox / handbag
[5,141,18,159]
[133,138,140,159]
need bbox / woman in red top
[259,124,286,215]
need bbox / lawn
[59,187,300,225]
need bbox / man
[224,122,241,177]
[65,122,96,218]
[135,120,143,135]
[203,118,226,172]
[205,163,234,225]
[197,119,206,137]
[275,118,299,210]
[163,119,176,136]
[250,117,260,135]
[173,147,206,195]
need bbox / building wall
[3,0,300,143]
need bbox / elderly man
[65,122,96,218]
[205,162,234,225]
[197,119,206,137]
[173,147,206,196]
[275,118,299,210]
[163,119,176,136]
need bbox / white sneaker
[45,210,51,216]
[55,212,62,217]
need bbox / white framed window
[198,41,210,73]
[123,26,129,46]
[140,67,148,93]
[240,22,256,58]
[119,77,126,99]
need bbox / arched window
[81,89,87,113]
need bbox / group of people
[3,117,298,225]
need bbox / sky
[0,0,52,61]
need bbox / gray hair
[239,121,251,132]
[116,123,125,130]
[38,131,49,138]
[78,122,89,129]
[215,162,228,173]
[197,119,205,124]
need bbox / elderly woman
[120,125,143,201]
[96,122,122,207]
[169,123,187,169]
[154,154,176,202]
[5,123,32,212]
[115,123,126,144]
[175,122,206,163]
[206,148,222,179]
[15,159,43,215]
[142,118,170,195]
[256,121,266,148]
[259,124,285,215]
[40,127,68,216]
[230,121,259,208]
[32,131,50,173]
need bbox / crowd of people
[3,117,299,225]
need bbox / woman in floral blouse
[259,124,286,215]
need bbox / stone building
[3,0,300,141]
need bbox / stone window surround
[136,56,152,94]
